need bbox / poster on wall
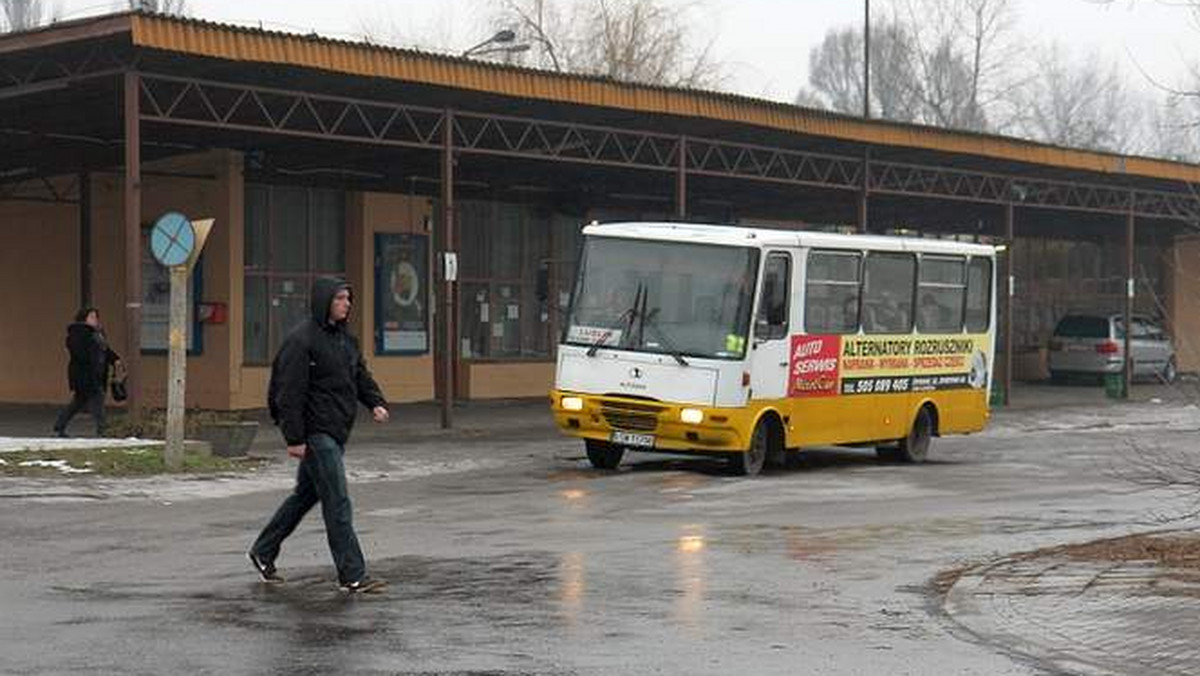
[375,233,429,355]
[141,228,202,353]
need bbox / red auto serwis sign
[788,335,841,397]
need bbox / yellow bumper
[549,390,756,453]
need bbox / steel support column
[1124,205,1135,399]
[675,135,687,220]
[79,172,91,306]
[123,72,143,422]
[440,110,456,429]
[1003,201,1014,406]
[858,148,870,233]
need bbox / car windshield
[1054,315,1110,339]
[564,236,759,360]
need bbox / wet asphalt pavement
[2,391,1199,675]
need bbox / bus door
[749,251,793,403]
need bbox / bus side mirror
[535,265,549,302]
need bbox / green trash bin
[989,381,1005,407]
[1104,372,1126,399]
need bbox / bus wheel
[585,439,625,470]
[897,407,934,463]
[729,421,769,477]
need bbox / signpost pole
[165,265,188,471]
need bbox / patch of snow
[0,437,160,454]
[17,459,93,474]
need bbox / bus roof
[582,222,998,257]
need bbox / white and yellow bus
[550,222,997,476]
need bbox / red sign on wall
[788,335,842,397]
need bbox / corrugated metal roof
[5,11,1199,187]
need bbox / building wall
[0,151,240,407]
[463,362,556,399]
[228,189,437,409]
[1169,235,1200,373]
[354,191,436,403]
[0,199,79,403]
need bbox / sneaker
[340,577,387,594]
[248,552,285,584]
[54,429,68,438]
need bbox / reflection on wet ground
[4,398,1197,674]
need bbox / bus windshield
[564,237,760,360]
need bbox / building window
[457,200,571,360]
[243,184,346,364]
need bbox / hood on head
[68,322,94,338]
[310,277,352,325]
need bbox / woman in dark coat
[53,307,121,437]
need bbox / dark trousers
[250,433,367,584]
[54,390,105,435]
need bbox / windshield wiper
[639,307,689,367]
[586,283,644,357]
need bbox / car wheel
[1161,357,1179,385]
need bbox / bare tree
[1,0,47,32]
[1148,93,1200,162]
[490,0,727,89]
[130,0,188,15]
[799,20,923,123]
[798,0,1014,132]
[1013,44,1146,153]
[898,0,1016,132]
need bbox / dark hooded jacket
[66,323,119,396]
[268,277,386,446]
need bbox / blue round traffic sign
[151,212,195,267]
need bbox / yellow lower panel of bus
[550,389,989,454]
[550,391,759,453]
[782,389,988,447]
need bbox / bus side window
[862,253,915,334]
[755,252,791,340]
[965,257,992,333]
[805,250,861,335]
[917,256,966,334]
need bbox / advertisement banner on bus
[789,334,991,398]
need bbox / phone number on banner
[841,374,971,395]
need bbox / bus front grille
[600,401,664,432]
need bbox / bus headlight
[561,396,584,411]
[680,408,704,424]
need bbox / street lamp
[863,0,871,119]
[462,29,529,58]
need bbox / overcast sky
[53,0,1200,102]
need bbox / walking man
[54,307,120,437]
[249,277,390,593]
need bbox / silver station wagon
[1048,313,1178,383]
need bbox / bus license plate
[611,431,655,448]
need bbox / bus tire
[897,406,934,463]
[875,445,903,462]
[585,439,624,470]
[729,420,769,477]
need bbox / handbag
[110,362,128,402]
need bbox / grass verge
[0,446,266,478]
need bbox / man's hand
[287,444,307,459]
[372,406,390,424]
